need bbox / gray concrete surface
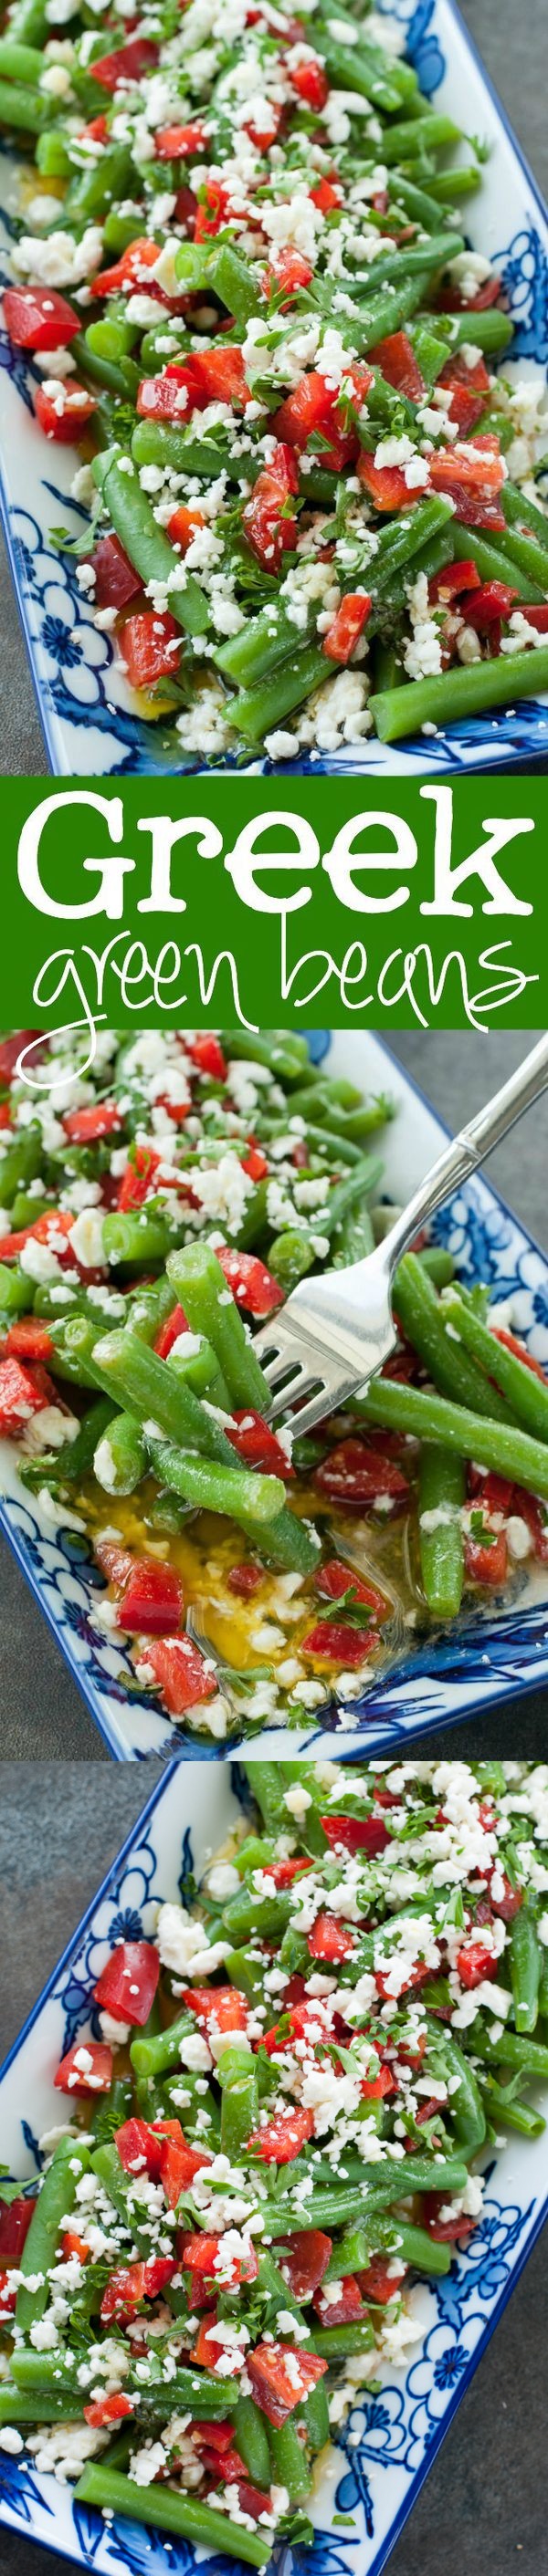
[0,1029,546,1761]
[0,0,547,772]
[0,1762,546,2576]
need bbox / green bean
[74,2469,271,2563]
[0,72,51,126]
[451,520,544,603]
[442,2035,487,2154]
[267,2155,469,2234]
[16,2136,90,2331]
[6,0,47,38]
[92,448,208,637]
[0,2383,87,2425]
[93,1408,146,1495]
[0,35,42,78]
[371,642,548,741]
[502,479,548,548]
[353,274,435,352]
[311,32,405,111]
[427,166,482,201]
[233,2396,272,2490]
[480,2081,545,2137]
[356,233,466,297]
[143,1433,285,1532]
[382,2220,451,2278]
[0,1263,33,1315]
[220,2060,258,2156]
[267,2419,312,2498]
[493,519,548,593]
[442,1290,548,1443]
[90,1326,238,1466]
[444,308,514,356]
[131,2007,193,2081]
[356,1373,548,1497]
[473,2027,548,2077]
[244,1760,287,1831]
[311,2320,374,2359]
[62,141,136,223]
[418,1445,465,1619]
[394,1254,510,1418]
[37,1394,117,1487]
[101,1208,183,1267]
[132,421,236,480]
[91,2073,133,2147]
[383,113,461,162]
[0,1128,42,1206]
[417,1248,455,1287]
[166,1243,269,1411]
[510,1906,541,2034]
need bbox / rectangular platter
[1,1026,547,1761]
[0,0,547,777]
[1,1758,547,2576]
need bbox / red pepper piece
[315,1436,409,1506]
[456,1939,496,1988]
[84,2392,134,2428]
[248,2342,326,2426]
[116,1557,184,1637]
[3,286,79,349]
[321,1811,389,1856]
[0,1355,50,1436]
[249,2107,315,2164]
[144,1635,217,1715]
[279,2229,332,2300]
[121,610,181,689]
[369,329,426,401]
[357,2255,404,2304]
[226,1407,294,1476]
[93,1939,160,2027]
[64,1100,123,1142]
[308,1913,355,1963]
[313,2273,365,2326]
[322,591,371,662]
[301,1619,379,1664]
[90,533,142,611]
[0,2196,34,2266]
[34,382,96,442]
[215,1247,284,1315]
[100,2255,176,2320]
[227,1561,263,1597]
[54,2040,113,2097]
[91,37,159,88]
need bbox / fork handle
[374,1033,548,1281]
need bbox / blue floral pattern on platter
[1,1027,547,1763]
[1,1770,547,2576]
[1,0,548,777]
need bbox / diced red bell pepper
[358,450,420,512]
[308,1913,354,1963]
[249,2106,314,2164]
[321,1810,390,1857]
[95,1538,135,1589]
[289,52,329,108]
[167,505,206,554]
[428,558,481,604]
[456,1939,495,1988]
[357,2255,403,2305]
[155,119,206,157]
[153,1302,188,1359]
[492,1328,548,1381]
[190,2420,237,2454]
[279,2230,332,2301]
[310,176,342,213]
[187,1033,227,1080]
[100,2255,176,2320]
[54,2040,113,2096]
[122,610,181,689]
[243,441,299,573]
[195,180,235,240]
[115,2117,160,2174]
[466,579,519,630]
[264,248,313,306]
[116,1556,184,1637]
[184,1986,249,2033]
[182,2232,258,2285]
[242,1143,269,1180]
[248,2342,327,2426]
[144,1635,217,1715]
[315,1435,408,1506]
[91,37,159,88]
[3,286,79,349]
[437,349,490,433]
[82,112,109,141]
[438,275,502,313]
[468,1468,514,1513]
[266,1856,314,1888]
[428,436,506,529]
[226,1407,294,1476]
[163,2136,210,2207]
[316,1559,389,1621]
[64,1099,123,1143]
[515,604,548,631]
[0,1354,50,1438]
[90,533,142,612]
[93,1939,160,2028]
[227,1561,263,1597]
[193,2312,226,2367]
[4,1318,53,1363]
[90,238,164,301]
[360,2061,398,2101]
[313,2273,365,2326]
[84,2392,133,2428]
[62,2230,91,2264]
[34,382,97,442]
[465,1528,508,1587]
[215,1247,284,1315]
[511,1488,548,1564]
[369,330,425,402]
[274,364,372,471]
[0,1103,11,1131]
[322,591,371,663]
[0,1032,41,1080]
[117,1144,162,1210]
[490,1872,522,1921]
[426,2196,479,2243]
[374,1959,428,2002]
[302,1618,379,1665]
[234,2480,273,2519]
[0,2195,34,2266]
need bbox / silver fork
[253,1035,548,1437]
